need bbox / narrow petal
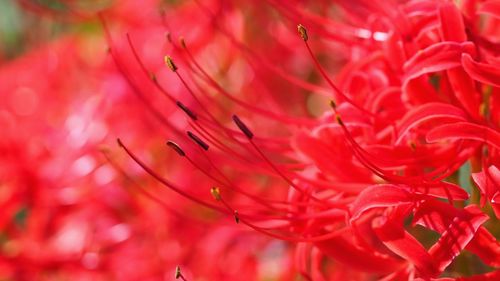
[311,248,327,281]
[350,184,413,222]
[315,236,403,274]
[414,200,456,232]
[471,165,500,206]
[403,0,439,17]
[374,216,439,278]
[414,182,469,201]
[428,205,489,272]
[403,41,475,83]
[438,3,482,119]
[439,3,467,41]
[426,122,500,150]
[478,0,500,19]
[446,68,482,120]
[462,53,500,87]
[414,200,500,267]
[403,76,441,104]
[466,227,500,267]
[295,243,312,279]
[396,103,467,145]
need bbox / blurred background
[0,0,316,280]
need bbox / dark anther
[232,115,254,139]
[176,101,197,120]
[166,140,186,156]
[187,131,209,151]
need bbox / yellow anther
[210,187,221,201]
[297,24,308,41]
[175,266,181,279]
[164,56,178,72]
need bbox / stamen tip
[232,114,254,139]
[211,187,221,201]
[179,37,186,49]
[335,114,344,126]
[187,131,209,151]
[175,266,181,279]
[409,141,417,151]
[166,140,186,157]
[329,100,337,109]
[297,24,308,41]
[234,210,240,224]
[176,101,197,120]
[164,55,178,72]
[149,72,157,82]
[116,138,124,147]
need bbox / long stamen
[331,103,464,205]
[165,55,221,125]
[213,189,348,242]
[265,0,364,44]
[166,136,329,214]
[173,99,259,161]
[101,147,201,222]
[116,138,225,213]
[164,55,259,154]
[125,33,180,105]
[101,18,180,135]
[182,153,293,215]
[297,24,377,118]
[178,37,316,126]
[164,56,288,174]
[189,120,254,163]
[232,114,334,205]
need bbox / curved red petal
[350,184,413,222]
[428,205,489,272]
[396,103,467,145]
[374,217,439,278]
[478,0,500,19]
[315,236,403,274]
[403,41,476,83]
[426,122,500,150]
[462,53,500,87]
[439,3,467,42]
[414,200,500,267]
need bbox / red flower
[2,0,499,280]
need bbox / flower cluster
[0,0,499,280]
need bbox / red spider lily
[108,0,499,280]
[110,2,499,279]
[2,0,499,280]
